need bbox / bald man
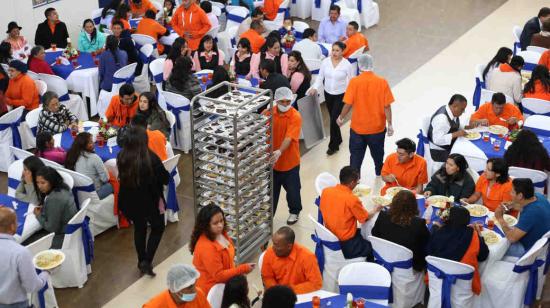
[0,207,49,306]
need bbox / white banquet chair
[162,154,181,223]
[91,8,103,28]
[133,44,154,94]
[293,21,310,38]
[472,64,487,110]
[368,236,425,308]
[7,159,24,197]
[521,97,550,117]
[26,233,58,308]
[27,70,40,81]
[479,89,513,107]
[0,106,25,172]
[97,63,137,118]
[527,46,548,54]
[309,215,364,293]
[418,115,438,178]
[537,231,550,300]
[304,58,322,83]
[149,58,166,109]
[38,74,88,121]
[225,7,249,31]
[291,0,312,19]
[10,146,34,161]
[218,26,239,63]
[160,90,192,152]
[357,0,379,29]
[34,80,48,96]
[425,256,475,308]
[337,262,391,306]
[512,25,522,54]
[348,46,365,76]
[264,0,290,33]
[524,115,550,135]
[311,0,333,22]
[517,50,542,71]
[131,34,158,54]
[207,283,225,308]
[314,172,338,195]
[509,166,548,195]
[21,106,42,149]
[206,25,221,40]
[334,0,362,29]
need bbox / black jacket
[119,30,143,75]
[35,20,70,49]
[261,72,291,96]
[520,16,541,50]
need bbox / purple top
[38,147,67,165]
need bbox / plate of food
[427,195,451,208]
[481,230,501,245]
[466,204,489,217]
[353,184,371,198]
[385,186,408,198]
[465,131,481,141]
[33,250,65,271]
[488,213,517,227]
[488,125,509,136]
[372,196,391,207]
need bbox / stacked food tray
[190,81,273,262]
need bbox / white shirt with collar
[430,105,468,148]
[310,57,354,95]
[292,38,324,60]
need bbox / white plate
[464,131,481,141]
[427,195,450,208]
[488,212,517,227]
[372,196,391,206]
[488,125,509,135]
[33,250,65,271]
[481,229,502,245]
[466,204,489,217]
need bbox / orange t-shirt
[105,94,140,127]
[263,0,284,20]
[470,102,524,129]
[319,184,369,241]
[136,18,168,54]
[142,288,211,308]
[171,3,211,51]
[146,129,167,161]
[343,71,394,135]
[460,231,482,295]
[192,233,251,295]
[261,243,323,294]
[130,0,158,17]
[538,50,550,70]
[48,21,59,35]
[270,106,302,172]
[239,29,266,54]
[5,73,39,110]
[381,153,428,195]
[474,174,513,212]
[523,80,550,101]
[343,32,369,58]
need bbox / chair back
[258,251,266,273]
[61,200,90,250]
[226,7,249,30]
[112,63,138,94]
[207,283,225,308]
[34,80,48,96]
[425,256,475,308]
[521,97,550,117]
[206,25,220,39]
[273,0,290,24]
[26,233,55,255]
[537,230,550,299]
[91,8,103,26]
[418,115,437,177]
[472,64,487,109]
[211,5,223,17]
[512,237,548,306]
[57,170,74,190]
[151,1,164,19]
[466,167,480,183]
[7,159,24,197]
[1,63,8,72]
[25,106,42,137]
[293,21,310,37]
[509,166,548,194]
[348,46,365,76]
[160,90,191,151]
[165,110,176,129]
[131,33,157,47]
[513,25,522,54]
[314,172,338,195]
[10,146,34,161]
[524,115,550,136]
[338,262,391,306]
[38,74,70,102]
[27,70,40,81]
[517,50,542,71]
[304,58,322,77]
[527,46,548,54]
[0,106,25,172]
[139,44,154,65]
[480,89,513,106]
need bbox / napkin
[505,141,512,150]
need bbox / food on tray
[490,213,517,227]
[386,187,408,198]
[34,250,65,270]
[372,196,391,206]
[427,195,450,208]
[353,184,371,198]
[466,204,488,217]
[481,230,500,245]
[488,125,509,136]
[465,131,481,140]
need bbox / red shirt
[28,57,55,75]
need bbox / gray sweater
[74,152,109,190]
[36,188,78,248]
[15,182,40,205]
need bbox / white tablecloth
[296,290,339,304]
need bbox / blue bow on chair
[58,93,71,103]
[35,269,49,308]
[72,184,96,210]
[8,177,20,190]
[65,216,94,265]
[227,13,248,23]
[472,77,485,110]
[416,130,427,157]
[113,75,136,85]
[314,0,321,8]
[93,16,101,26]
[311,232,341,273]
[339,285,390,301]
[513,259,545,306]
[357,0,362,13]
[165,102,190,146]
[427,263,473,308]
[0,114,23,149]
[166,168,180,213]
[314,196,324,224]
[372,250,413,303]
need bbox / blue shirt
[98,49,128,91]
[515,193,550,251]
[318,17,347,44]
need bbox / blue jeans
[273,165,302,215]
[349,129,386,175]
[0,301,28,308]
[505,242,526,257]
[97,183,114,200]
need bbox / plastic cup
[201,75,207,83]
[312,296,320,307]
[487,219,495,230]
[91,51,96,58]
[207,73,213,80]
[97,136,105,147]
[70,127,77,138]
[55,57,61,65]
[482,131,490,142]
[51,43,57,51]
[71,59,78,68]
[94,58,99,66]
[493,139,501,151]
[356,298,366,308]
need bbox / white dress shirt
[311,57,354,95]
[430,105,468,149]
[292,38,325,60]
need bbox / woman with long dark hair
[424,153,475,200]
[482,47,513,80]
[78,19,106,53]
[486,55,524,103]
[462,158,513,212]
[192,35,225,71]
[286,51,311,102]
[65,132,113,199]
[99,35,128,91]
[523,64,550,101]
[230,38,252,77]
[165,56,202,101]
[117,126,169,276]
[35,131,67,165]
[250,35,288,79]
[221,275,262,308]
[27,45,54,75]
[190,205,254,295]
[206,66,231,98]
[136,92,171,138]
[504,129,550,172]
[15,156,45,204]
[163,37,190,81]
[0,41,13,64]
[33,166,78,248]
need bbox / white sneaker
[287,214,299,225]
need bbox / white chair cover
[133,44,154,94]
[509,166,548,195]
[348,46,365,77]
[26,233,58,308]
[521,98,550,117]
[425,256,474,308]
[10,146,34,161]
[311,0,333,21]
[293,21,310,38]
[97,63,138,118]
[206,25,221,39]
[264,0,290,32]
[27,70,40,81]
[226,7,249,31]
[160,90,192,152]
[7,158,24,197]
[131,34,158,51]
[524,115,550,135]
[358,0,379,29]
[258,251,266,273]
[472,63,487,109]
[291,0,312,19]
[512,25,522,54]
[337,262,391,306]
[38,74,89,120]
[91,8,103,27]
[162,154,181,223]
[35,80,48,96]
[479,88,513,107]
[527,46,548,54]
[149,58,166,109]
[218,26,239,63]
[21,106,42,149]
[207,283,225,308]
[417,115,439,178]
[449,138,488,174]
[314,172,338,195]
[334,0,362,30]
[0,106,25,172]
[467,167,480,183]
[537,230,550,300]
[516,50,542,71]
[304,58,322,85]
[368,236,424,308]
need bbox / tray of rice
[488,125,509,136]
[427,195,451,208]
[372,196,391,207]
[385,187,408,198]
[466,204,489,217]
[465,131,481,140]
[481,230,501,245]
[33,250,65,271]
[488,213,517,227]
[353,184,371,198]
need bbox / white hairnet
[166,264,200,292]
[358,53,374,72]
[274,87,295,102]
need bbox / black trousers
[132,213,165,264]
[340,229,372,260]
[273,165,302,215]
[324,91,345,151]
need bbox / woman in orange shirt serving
[190,205,254,294]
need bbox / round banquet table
[0,194,42,244]
[295,290,388,307]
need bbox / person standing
[317,5,347,44]
[117,126,170,276]
[171,0,211,51]
[338,54,394,175]
[263,0,284,21]
[34,8,70,49]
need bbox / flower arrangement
[163,7,172,25]
[435,196,454,222]
[282,30,295,49]
[62,38,79,60]
[97,119,118,139]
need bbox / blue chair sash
[153,72,163,85]
[165,103,190,146]
[35,269,48,308]
[227,13,248,23]
[472,77,485,110]
[0,114,23,149]
[357,0,362,13]
[318,44,329,57]
[139,50,151,65]
[231,37,237,47]
[426,263,474,308]
[314,196,323,224]
[311,69,320,74]
[525,127,550,137]
[65,216,94,265]
[311,232,341,273]
[545,239,550,275]
[58,93,71,102]
[523,106,550,116]
[8,177,20,190]
[523,62,536,71]
[513,259,545,306]
[372,250,413,303]
[513,42,521,55]
[166,169,180,212]
[72,184,96,210]
[349,57,358,64]
[314,0,321,8]
[112,75,136,85]
[31,126,38,137]
[339,285,390,301]
[93,16,101,26]
[416,130,426,157]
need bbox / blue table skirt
[60,129,119,162]
[295,294,387,308]
[44,51,97,80]
[0,194,29,235]
[469,134,506,159]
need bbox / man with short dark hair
[129,0,158,18]
[136,10,171,54]
[240,20,266,53]
[262,286,297,308]
[259,59,291,95]
[381,138,428,195]
[105,83,139,127]
[469,92,523,129]
[34,7,70,48]
[520,7,550,50]
[343,21,369,58]
[292,28,324,60]
[496,178,550,256]
[317,5,346,43]
[237,7,265,37]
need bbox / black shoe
[138,261,148,274]
[144,262,156,277]
[326,148,338,155]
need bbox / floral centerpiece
[434,196,454,222]
[97,119,118,140]
[282,30,296,49]
[163,7,172,25]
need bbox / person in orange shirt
[523,65,550,101]
[131,114,168,161]
[190,205,254,295]
[462,158,513,212]
[105,83,140,127]
[339,54,394,175]
[239,20,266,54]
[268,87,302,225]
[381,138,428,195]
[343,21,369,58]
[538,49,550,70]
[320,166,382,259]
[5,60,39,112]
[129,0,158,18]
[136,10,171,54]
[143,264,212,308]
[171,0,211,51]
[469,92,524,130]
[262,0,284,21]
[261,227,323,294]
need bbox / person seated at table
[16,156,45,205]
[35,131,67,165]
[286,51,311,102]
[523,64,550,101]
[171,0,211,51]
[27,45,55,75]
[33,166,78,248]
[205,66,231,99]
[64,132,114,200]
[292,28,324,60]
[99,35,128,92]
[34,8,70,49]
[5,60,40,112]
[163,0,176,25]
[136,9,171,55]
[262,227,322,294]
[428,206,488,295]
[0,66,6,116]
[221,275,262,308]
[504,129,550,172]
[163,37,191,81]
[237,7,264,38]
[191,205,254,294]
[250,36,288,79]
[129,0,158,18]
[143,264,210,308]
[469,92,524,129]
[112,4,132,31]
[372,190,430,271]
[262,0,283,21]
[106,83,139,127]
[4,22,29,59]
[78,19,107,53]
[482,47,513,81]
[259,59,291,96]
[111,21,142,75]
[130,114,168,161]
[462,158,512,212]
[99,0,123,32]
[165,57,202,101]
[278,18,296,39]
[200,1,219,30]
[486,55,524,104]
[320,166,382,259]
[343,21,369,58]
[530,19,550,49]
[37,91,78,135]
[381,138,428,195]
[318,5,347,44]
[496,178,550,257]
[520,7,550,51]
[261,286,297,308]
[0,41,12,64]
[240,20,266,54]
[230,38,253,78]
[137,92,170,138]
[424,153,475,201]
[192,35,225,71]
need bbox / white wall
[0,0,99,47]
